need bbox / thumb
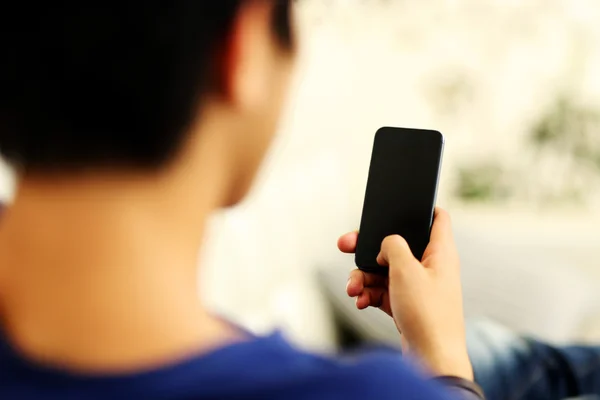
[429,208,454,248]
[376,235,418,273]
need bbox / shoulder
[301,352,455,399]
[221,335,456,400]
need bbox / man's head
[0,1,296,205]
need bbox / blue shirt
[0,331,464,400]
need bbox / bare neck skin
[0,117,245,374]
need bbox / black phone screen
[355,127,444,273]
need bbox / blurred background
[2,0,600,352]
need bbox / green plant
[530,96,600,169]
[455,162,512,203]
[525,95,600,205]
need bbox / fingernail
[346,278,351,291]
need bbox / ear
[221,1,276,111]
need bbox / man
[7,1,578,399]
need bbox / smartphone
[355,127,444,275]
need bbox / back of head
[0,1,294,174]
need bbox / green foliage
[454,95,600,205]
[524,95,600,205]
[455,162,512,203]
[530,96,600,168]
[530,98,569,146]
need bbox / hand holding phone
[355,127,444,275]
[339,209,473,381]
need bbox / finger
[355,289,393,317]
[376,235,416,267]
[377,235,419,280]
[347,269,365,297]
[429,207,454,246]
[347,269,387,297]
[355,287,386,310]
[337,231,358,254]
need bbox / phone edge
[429,131,445,230]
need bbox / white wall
[200,0,600,348]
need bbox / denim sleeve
[468,319,600,400]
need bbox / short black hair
[0,1,293,173]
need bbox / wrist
[407,345,473,381]
[427,356,473,381]
[433,376,485,399]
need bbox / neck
[0,144,240,373]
